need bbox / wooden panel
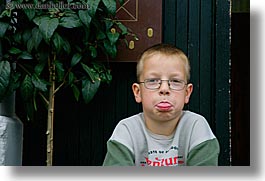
[187,0,200,112]
[163,0,176,45]
[215,0,231,166]
[175,0,188,52]
[114,0,163,61]
[52,63,141,165]
[200,0,215,129]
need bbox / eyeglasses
[138,78,187,91]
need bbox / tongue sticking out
[156,102,172,111]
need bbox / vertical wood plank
[187,0,201,113]
[163,0,176,44]
[215,0,231,166]
[175,0,188,52]
[200,0,215,128]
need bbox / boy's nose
[159,81,170,95]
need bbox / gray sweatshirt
[103,111,220,166]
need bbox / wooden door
[115,0,163,61]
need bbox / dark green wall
[53,63,142,165]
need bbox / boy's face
[132,53,193,124]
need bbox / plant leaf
[102,0,116,15]
[52,32,64,53]
[71,84,80,101]
[33,16,42,26]
[117,22,128,35]
[87,0,100,17]
[92,62,112,84]
[107,32,119,45]
[8,71,21,92]
[27,37,35,53]
[104,19,114,31]
[61,36,71,54]
[82,78,100,104]
[18,51,33,60]
[20,75,34,101]
[103,40,117,58]
[71,53,82,67]
[13,32,22,44]
[119,0,125,6]
[31,74,47,92]
[0,9,12,18]
[104,69,112,83]
[23,9,35,21]
[54,60,65,82]
[0,61,11,102]
[89,46,97,58]
[68,71,75,85]
[25,101,35,121]
[0,22,9,38]
[96,31,106,40]
[38,17,59,41]
[22,29,32,45]
[81,63,96,82]
[78,10,91,28]
[27,27,43,53]
[59,15,82,28]
[31,27,43,50]
[34,62,46,76]
[9,47,22,55]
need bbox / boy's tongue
[157,102,171,107]
[156,102,172,111]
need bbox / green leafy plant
[0,0,133,165]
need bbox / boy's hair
[136,44,190,82]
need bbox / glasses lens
[169,80,185,90]
[142,79,186,90]
[145,79,160,89]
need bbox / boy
[103,44,220,166]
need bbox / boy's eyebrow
[143,72,184,80]
[169,73,184,78]
[145,71,183,76]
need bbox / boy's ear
[185,83,193,104]
[132,83,142,103]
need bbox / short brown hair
[136,44,190,82]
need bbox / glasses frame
[138,79,188,91]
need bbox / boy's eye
[170,79,182,83]
[148,79,160,83]
[170,79,184,85]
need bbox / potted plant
[0,0,133,165]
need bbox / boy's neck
[143,113,182,136]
